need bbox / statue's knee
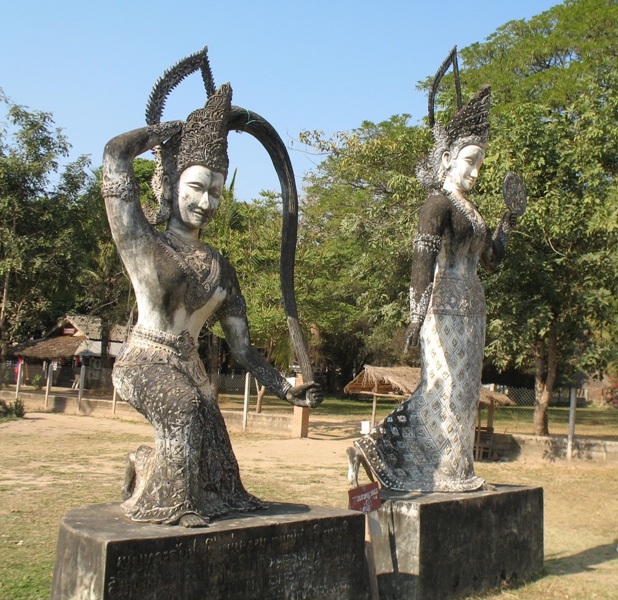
[122,452,137,500]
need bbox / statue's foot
[179,513,210,528]
[121,452,136,501]
[346,447,361,487]
[482,483,496,491]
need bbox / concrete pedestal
[369,485,543,600]
[51,502,370,600]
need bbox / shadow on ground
[545,540,618,576]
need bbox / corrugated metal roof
[64,314,126,342]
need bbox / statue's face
[442,144,485,193]
[171,165,224,230]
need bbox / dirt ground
[0,411,357,467]
[1,412,617,599]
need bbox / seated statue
[102,50,321,527]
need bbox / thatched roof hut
[344,365,421,398]
[344,364,514,408]
[18,335,87,360]
[344,365,515,446]
[11,315,126,361]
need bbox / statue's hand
[508,211,518,230]
[286,382,323,408]
[403,322,421,354]
[146,120,184,141]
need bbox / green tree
[297,117,431,384]
[451,0,618,434]
[202,178,293,370]
[298,0,618,416]
[0,90,91,355]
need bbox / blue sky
[0,0,559,202]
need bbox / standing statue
[102,49,321,527]
[351,49,526,492]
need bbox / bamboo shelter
[344,365,515,458]
[344,366,421,429]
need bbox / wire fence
[490,384,618,438]
[3,360,617,439]
[0,361,277,401]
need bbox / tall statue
[351,49,526,492]
[102,49,322,527]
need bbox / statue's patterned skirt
[112,325,264,524]
[355,273,487,492]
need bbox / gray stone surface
[493,432,618,462]
[51,502,370,600]
[369,485,543,600]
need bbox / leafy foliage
[457,0,618,433]
[297,117,432,381]
[0,90,92,352]
[298,0,618,415]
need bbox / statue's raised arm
[102,122,182,276]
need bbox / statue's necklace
[159,230,221,306]
[442,189,486,239]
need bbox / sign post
[567,387,577,460]
[44,363,53,409]
[348,481,381,600]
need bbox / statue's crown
[444,84,490,150]
[177,83,232,177]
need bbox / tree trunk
[533,325,558,436]
[100,317,111,369]
[255,379,266,414]
[0,269,10,363]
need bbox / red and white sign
[348,482,381,514]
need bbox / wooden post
[255,377,265,414]
[112,387,118,416]
[242,372,251,432]
[475,406,483,460]
[567,387,577,460]
[487,400,495,429]
[371,384,378,430]
[77,365,86,411]
[292,372,310,438]
[44,363,53,409]
[15,361,23,401]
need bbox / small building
[11,315,126,388]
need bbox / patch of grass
[488,406,618,439]
[219,393,403,421]
[222,393,618,439]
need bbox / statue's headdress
[143,47,316,387]
[177,83,232,176]
[144,49,231,224]
[417,47,491,189]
